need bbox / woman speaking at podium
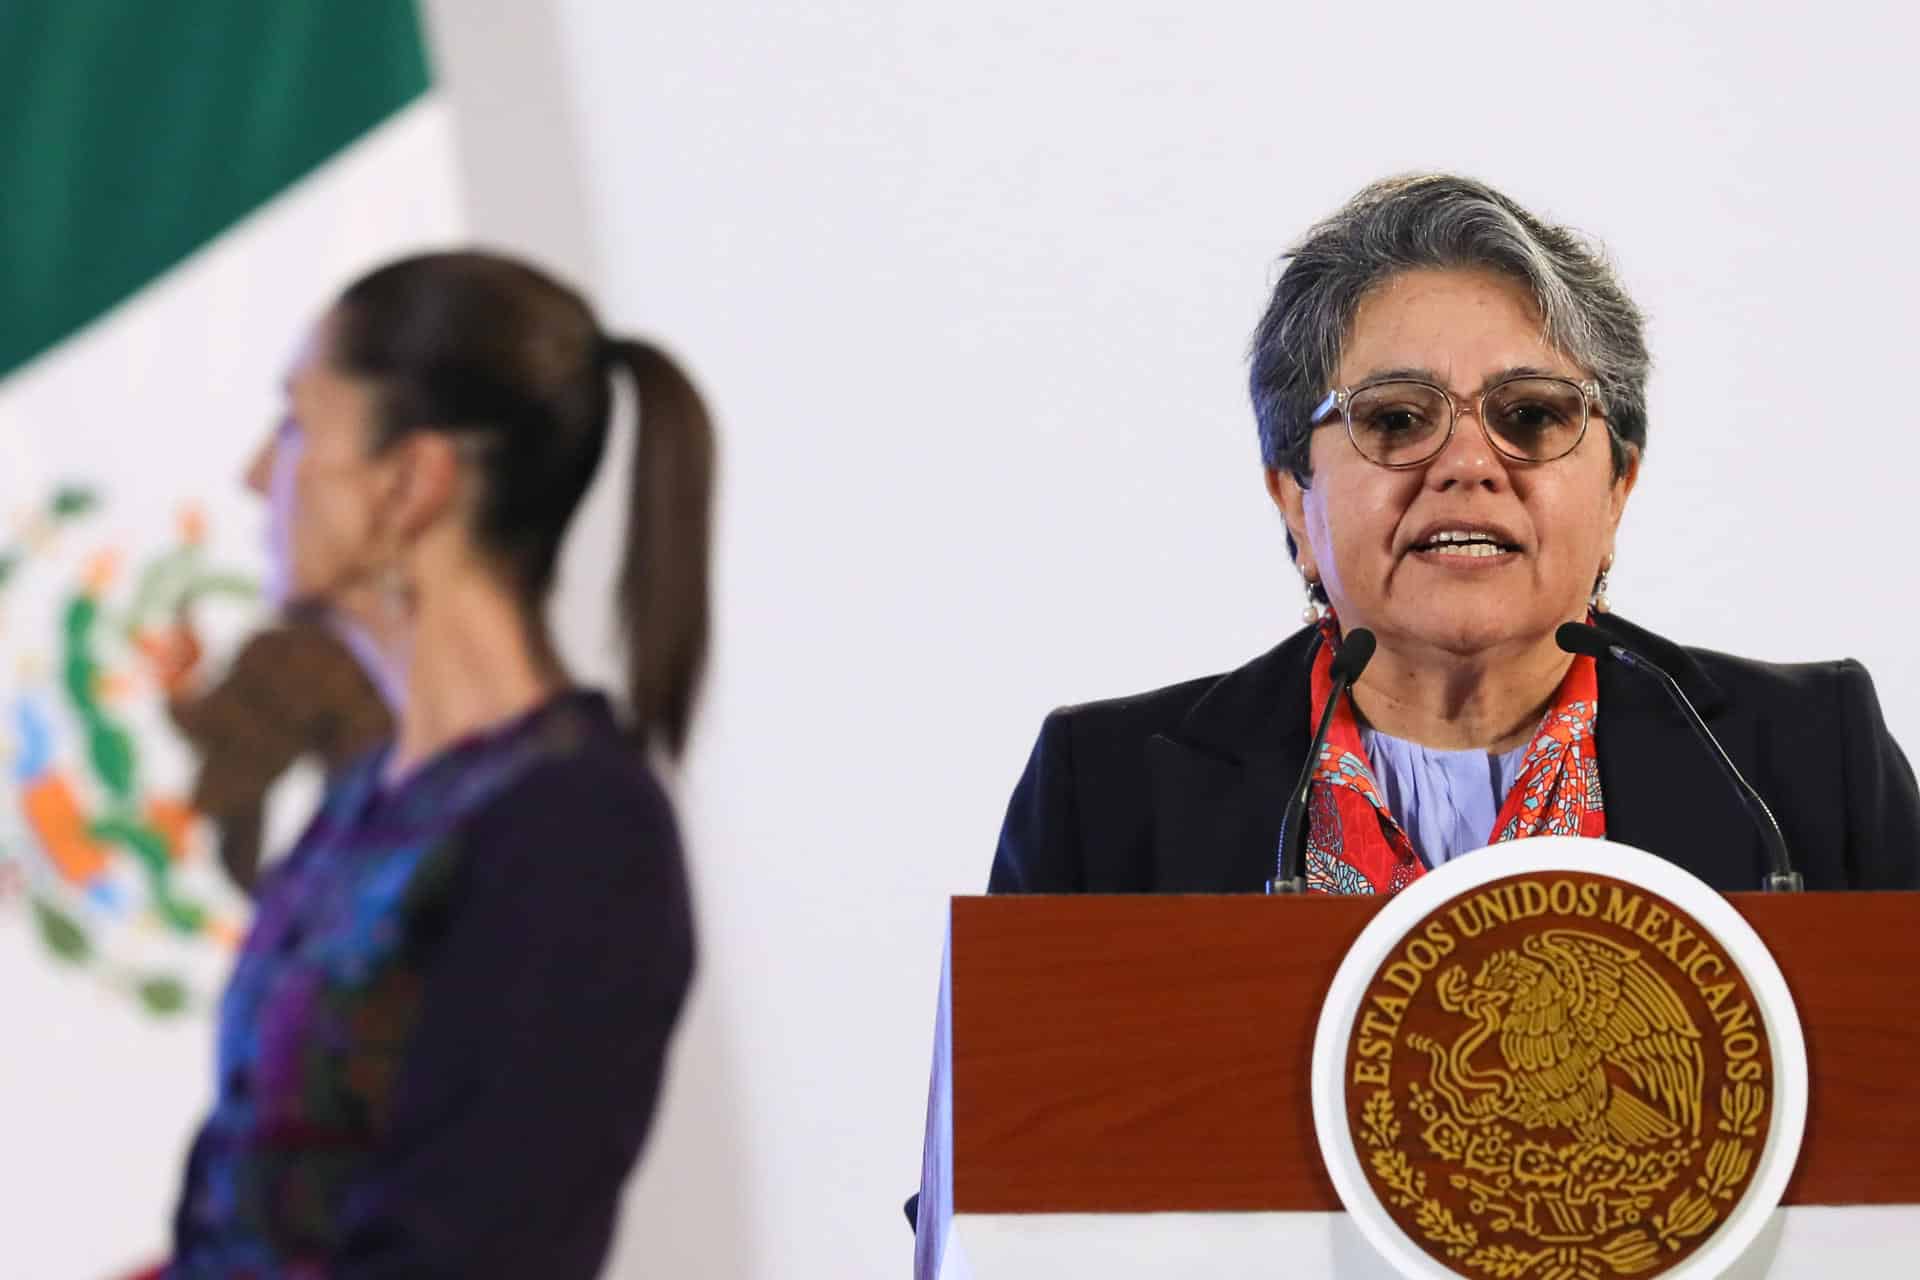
[989,174,1919,897]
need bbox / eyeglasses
[1308,375,1609,468]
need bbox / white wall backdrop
[432,3,1919,1276]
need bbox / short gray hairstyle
[1249,174,1649,483]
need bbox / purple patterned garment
[166,691,693,1279]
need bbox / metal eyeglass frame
[1306,375,1611,468]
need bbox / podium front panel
[948,892,1920,1215]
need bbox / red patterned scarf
[1301,619,1606,895]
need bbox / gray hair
[1249,173,1649,483]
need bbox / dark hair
[1249,174,1649,486]
[330,251,713,756]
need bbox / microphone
[1556,621,1804,893]
[1268,628,1376,894]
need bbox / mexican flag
[0,4,462,1275]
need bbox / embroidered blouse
[165,690,692,1278]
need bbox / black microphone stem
[1269,628,1375,895]
[1556,621,1804,893]
[1610,647,1804,893]
[1268,677,1348,895]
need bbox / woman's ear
[1608,445,1641,531]
[385,431,465,540]
[1265,466,1319,581]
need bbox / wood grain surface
[948,892,1920,1213]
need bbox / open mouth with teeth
[1411,529,1520,559]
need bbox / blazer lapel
[1145,627,1319,892]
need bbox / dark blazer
[989,613,1920,894]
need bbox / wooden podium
[915,893,1920,1278]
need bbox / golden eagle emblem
[1422,929,1705,1149]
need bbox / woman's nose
[243,433,275,496]
[1426,404,1507,489]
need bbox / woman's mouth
[1409,529,1520,560]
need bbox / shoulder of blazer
[1592,610,1861,722]
[1045,624,1324,766]
[1589,612,1904,889]
[1045,671,1226,744]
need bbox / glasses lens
[1483,378,1587,461]
[1345,382,1451,466]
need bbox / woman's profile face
[1271,267,1637,661]
[244,313,394,609]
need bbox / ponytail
[604,339,714,757]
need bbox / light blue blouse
[1359,728,1532,869]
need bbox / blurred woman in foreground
[162,251,714,1277]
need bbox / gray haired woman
[986,174,1918,896]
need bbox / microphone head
[1332,628,1377,682]
[1556,621,1613,660]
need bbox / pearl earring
[1591,556,1613,615]
[1301,575,1326,625]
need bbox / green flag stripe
[0,1,432,379]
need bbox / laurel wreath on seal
[1358,1080,1766,1278]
